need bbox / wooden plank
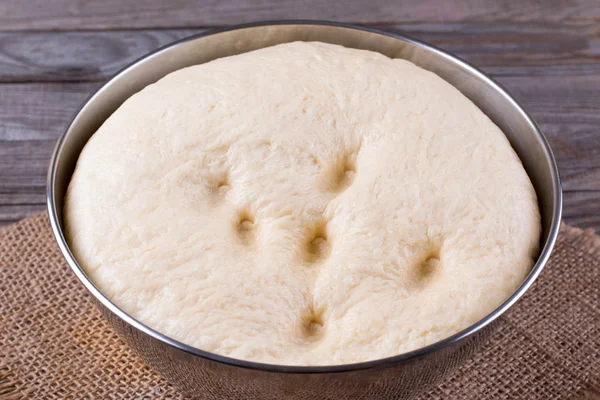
[394,22,600,77]
[0,23,599,82]
[0,140,54,188]
[0,83,98,140]
[1,0,599,31]
[496,75,600,191]
[2,75,598,177]
[0,81,598,230]
[561,169,600,192]
[0,204,46,226]
[562,191,600,231]
[0,30,199,82]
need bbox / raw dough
[64,42,541,366]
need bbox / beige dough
[64,42,541,366]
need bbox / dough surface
[64,42,541,366]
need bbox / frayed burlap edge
[560,223,600,259]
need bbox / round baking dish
[47,21,562,399]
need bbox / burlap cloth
[1,214,599,399]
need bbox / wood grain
[0,30,199,82]
[0,82,98,140]
[1,23,599,82]
[563,191,600,231]
[1,0,599,31]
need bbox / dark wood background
[1,0,599,231]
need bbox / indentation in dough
[303,220,330,263]
[420,255,439,279]
[235,209,255,243]
[320,147,360,193]
[208,171,230,198]
[412,247,442,286]
[300,304,325,343]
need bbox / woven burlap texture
[1,214,599,399]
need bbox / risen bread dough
[65,42,541,366]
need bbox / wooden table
[1,1,599,231]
